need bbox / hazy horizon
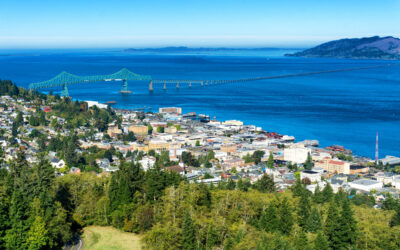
[1,0,399,49]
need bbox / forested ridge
[1,152,400,249]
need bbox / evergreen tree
[305,207,322,233]
[117,175,131,205]
[108,174,120,211]
[312,184,324,204]
[295,230,308,250]
[254,174,275,193]
[292,177,307,197]
[259,203,279,232]
[11,121,18,138]
[324,201,341,248]
[226,178,236,190]
[278,198,293,235]
[31,156,55,198]
[145,165,165,202]
[26,216,48,250]
[337,199,357,248]
[224,237,234,250]
[197,183,212,208]
[314,232,329,250]
[266,151,274,168]
[298,194,311,228]
[390,203,400,227]
[304,152,313,170]
[182,211,196,250]
[383,193,399,210]
[5,189,29,249]
[273,234,290,250]
[206,224,219,249]
[322,183,334,202]
[15,111,23,126]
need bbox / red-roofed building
[314,157,350,174]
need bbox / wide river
[0,48,399,159]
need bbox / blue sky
[0,0,399,48]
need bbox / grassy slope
[83,226,142,250]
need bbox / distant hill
[285,36,400,60]
[123,46,285,53]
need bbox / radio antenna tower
[375,132,379,161]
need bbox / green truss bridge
[29,68,152,97]
[29,64,396,97]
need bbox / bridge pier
[205,81,208,86]
[163,82,166,90]
[119,80,132,94]
[149,81,153,92]
[201,81,203,86]
[189,82,192,88]
[61,83,69,97]
[176,82,179,89]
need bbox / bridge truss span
[29,68,152,97]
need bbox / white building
[50,158,66,169]
[301,170,321,183]
[392,176,400,190]
[283,144,311,164]
[139,156,156,171]
[348,179,383,192]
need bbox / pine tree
[324,201,341,248]
[226,178,236,190]
[337,199,357,248]
[182,211,196,250]
[11,121,18,138]
[314,232,329,250]
[266,151,274,168]
[224,236,234,250]
[273,234,290,250]
[108,174,120,211]
[5,189,30,249]
[312,184,324,204]
[390,203,400,227]
[292,177,307,197]
[279,198,293,235]
[206,224,219,249]
[259,203,279,232]
[322,183,334,202]
[145,165,165,202]
[295,230,308,250]
[15,111,23,126]
[304,152,313,170]
[118,175,131,205]
[31,156,55,198]
[26,216,48,250]
[305,207,322,233]
[298,194,311,228]
[254,174,275,193]
[256,234,272,250]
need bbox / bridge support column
[163,82,166,90]
[205,81,208,86]
[149,81,153,92]
[201,81,203,86]
[61,83,69,98]
[119,80,132,94]
[176,82,179,89]
[189,82,192,88]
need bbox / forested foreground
[1,152,400,249]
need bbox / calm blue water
[0,48,399,159]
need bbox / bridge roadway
[29,64,397,96]
[150,64,396,91]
